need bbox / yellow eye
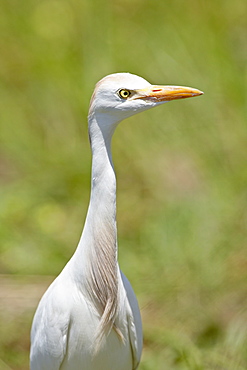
[118,89,131,99]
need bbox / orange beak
[135,85,203,102]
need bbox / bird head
[88,73,203,130]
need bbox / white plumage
[30,73,203,370]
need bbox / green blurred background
[0,0,247,369]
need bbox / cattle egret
[30,73,203,370]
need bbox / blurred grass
[0,0,247,369]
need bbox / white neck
[69,112,121,342]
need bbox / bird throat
[85,115,122,348]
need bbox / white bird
[30,73,203,370]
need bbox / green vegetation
[0,0,247,368]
